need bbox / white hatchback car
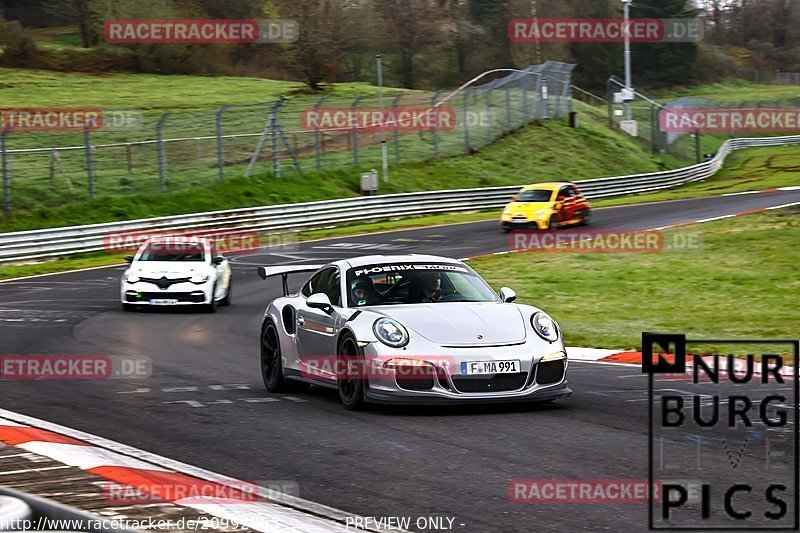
[121,237,232,312]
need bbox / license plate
[461,360,520,375]
[150,299,178,305]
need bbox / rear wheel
[261,321,290,392]
[337,334,366,410]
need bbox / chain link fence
[1,61,575,214]
[604,76,800,163]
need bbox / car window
[137,242,206,262]
[570,185,582,198]
[517,189,553,202]
[301,267,341,306]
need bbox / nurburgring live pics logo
[644,332,800,530]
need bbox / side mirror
[556,195,567,202]
[213,256,224,265]
[511,194,519,201]
[124,255,134,263]
[499,287,517,303]
[307,292,334,313]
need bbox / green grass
[593,146,800,207]
[0,68,399,110]
[656,80,800,103]
[469,209,800,352]
[0,111,682,233]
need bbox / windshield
[346,263,499,307]
[137,242,206,262]
[517,189,554,202]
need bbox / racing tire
[260,320,309,394]
[122,303,135,312]
[219,280,232,306]
[547,216,558,230]
[501,226,511,234]
[580,209,591,226]
[205,284,217,313]
[261,320,291,392]
[337,333,367,410]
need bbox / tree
[273,0,353,90]
[630,0,699,88]
[374,0,446,89]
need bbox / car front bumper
[121,281,213,306]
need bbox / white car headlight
[125,272,140,283]
[373,318,409,348]
[531,312,559,343]
[535,209,548,220]
[190,274,210,284]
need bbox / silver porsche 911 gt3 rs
[257,254,571,409]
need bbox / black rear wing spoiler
[257,264,324,296]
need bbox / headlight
[502,207,511,215]
[535,209,548,220]
[373,318,409,348]
[531,312,559,342]
[125,272,140,283]
[190,274,210,284]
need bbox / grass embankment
[0,101,681,233]
[470,209,799,353]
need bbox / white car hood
[374,302,528,345]
[129,262,207,279]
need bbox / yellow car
[500,182,592,232]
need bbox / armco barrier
[0,135,798,264]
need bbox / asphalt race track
[1,188,799,532]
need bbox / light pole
[376,54,389,183]
[622,0,633,120]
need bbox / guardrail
[0,135,798,264]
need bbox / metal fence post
[392,95,402,162]
[84,127,96,200]
[351,96,364,166]
[156,113,170,193]
[463,89,471,153]
[313,97,326,172]
[485,88,493,144]
[216,104,229,182]
[522,81,529,124]
[1,129,9,214]
[504,86,511,134]
[432,90,441,159]
[271,99,284,177]
[541,77,549,120]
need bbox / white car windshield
[346,263,500,307]
[137,242,206,262]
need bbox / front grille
[536,360,566,385]
[396,377,435,391]
[140,277,191,290]
[126,292,204,303]
[451,372,528,393]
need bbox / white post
[377,54,389,183]
[622,0,633,120]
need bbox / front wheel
[205,284,217,313]
[580,209,591,226]
[219,279,232,306]
[337,335,366,410]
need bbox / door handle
[297,317,305,326]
